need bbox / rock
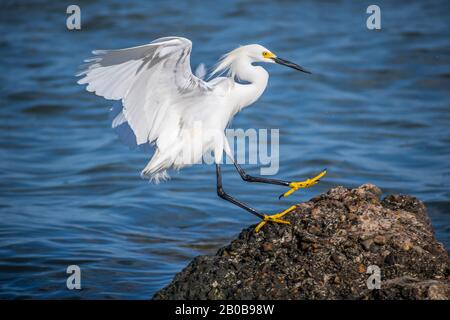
[366,277,450,300]
[262,242,273,252]
[361,238,374,251]
[153,184,449,300]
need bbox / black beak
[272,57,311,74]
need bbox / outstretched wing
[77,37,211,145]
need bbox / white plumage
[77,37,287,182]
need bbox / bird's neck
[232,59,269,111]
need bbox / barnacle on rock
[154,184,449,300]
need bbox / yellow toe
[254,205,297,232]
[255,220,267,233]
[269,205,297,219]
[280,169,327,199]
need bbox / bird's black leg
[216,164,264,219]
[233,160,327,199]
[216,164,297,232]
[233,161,290,186]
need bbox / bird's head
[211,44,311,77]
[243,44,311,74]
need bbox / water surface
[0,0,449,299]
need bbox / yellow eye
[262,51,275,59]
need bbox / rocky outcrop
[153,184,449,300]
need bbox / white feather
[78,38,272,182]
[194,63,207,80]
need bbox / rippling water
[0,0,449,299]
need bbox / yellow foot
[279,169,327,199]
[255,205,297,232]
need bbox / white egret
[77,36,326,232]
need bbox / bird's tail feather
[140,150,173,183]
[141,170,170,184]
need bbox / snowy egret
[77,36,326,232]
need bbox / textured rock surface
[153,184,449,300]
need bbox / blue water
[0,0,449,299]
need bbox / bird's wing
[77,37,211,145]
[194,63,208,80]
